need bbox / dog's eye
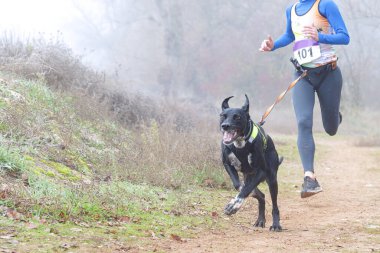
[234,114,241,120]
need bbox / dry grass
[0,33,214,129]
[0,74,226,186]
[0,32,104,92]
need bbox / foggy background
[1,0,379,127]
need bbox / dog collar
[243,120,253,141]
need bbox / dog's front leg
[224,171,265,215]
[222,160,241,191]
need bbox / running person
[259,0,350,198]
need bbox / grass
[0,145,28,174]
[0,185,232,252]
[273,134,300,164]
[364,224,380,235]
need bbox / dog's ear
[222,96,233,110]
[242,94,249,113]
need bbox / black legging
[292,64,342,172]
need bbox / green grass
[0,146,28,174]
[40,160,80,181]
[15,79,56,108]
[0,184,231,252]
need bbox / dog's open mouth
[222,130,239,145]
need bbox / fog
[1,0,380,109]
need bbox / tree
[338,0,380,108]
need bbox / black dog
[220,95,282,231]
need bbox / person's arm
[318,0,350,45]
[272,5,295,50]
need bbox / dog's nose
[221,123,230,131]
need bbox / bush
[0,32,104,93]
[0,33,206,128]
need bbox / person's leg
[293,71,324,198]
[292,73,316,174]
[316,67,343,136]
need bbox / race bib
[293,39,321,65]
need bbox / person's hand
[259,35,274,52]
[302,25,319,41]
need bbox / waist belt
[258,59,336,125]
[303,61,337,71]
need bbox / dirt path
[165,137,380,253]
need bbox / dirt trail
[166,137,380,253]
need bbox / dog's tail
[279,156,284,165]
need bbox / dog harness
[247,121,267,151]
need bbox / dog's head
[220,95,250,145]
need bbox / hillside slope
[0,72,227,231]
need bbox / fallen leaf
[170,234,183,242]
[59,211,66,220]
[203,179,215,188]
[105,229,117,234]
[211,211,219,218]
[39,218,47,224]
[0,190,8,199]
[118,216,131,223]
[26,222,38,230]
[6,208,22,220]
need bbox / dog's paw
[224,197,244,215]
[269,224,282,232]
[253,218,266,228]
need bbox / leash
[258,58,308,126]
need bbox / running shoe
[301,176,323,198]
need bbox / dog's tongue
[223,131,236,143]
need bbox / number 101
[298,47,313,59]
